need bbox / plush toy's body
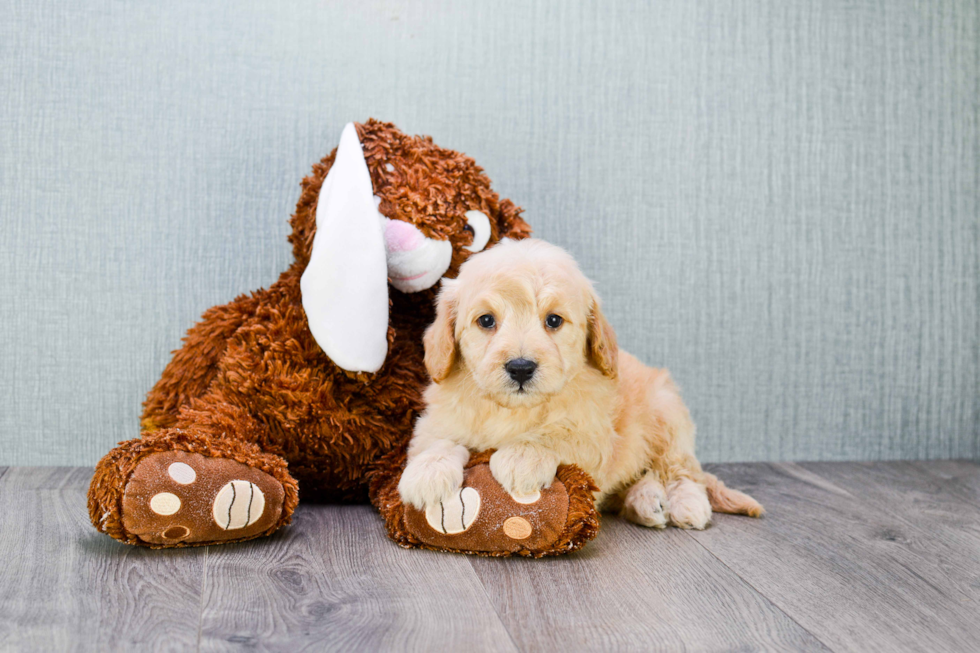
[88,120,597,555]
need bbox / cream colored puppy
[399,239,763,529]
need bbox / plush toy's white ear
[301,123,389,373]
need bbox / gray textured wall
[2,1,977,465]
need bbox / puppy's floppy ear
[301,123,389,373]
[587,298,618,378]
[424,279,459,383]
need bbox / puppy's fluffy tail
[702,472,765,517]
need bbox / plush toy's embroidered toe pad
[121,451,285,546]
[403,464,569,552]
[371,449,601,557]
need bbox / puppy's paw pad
[425,487,481,534]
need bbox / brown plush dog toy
[88,120,599,556]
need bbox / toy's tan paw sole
[425,487,482,534]
[404,465,568,553]
[121,451,285,546]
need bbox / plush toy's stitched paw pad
[425,487,481,534]
[212,480,266,530]
[403,464,569,553]
[121,451,285,545]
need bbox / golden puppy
[398,239,763,529]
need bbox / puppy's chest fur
[431,368,635,488]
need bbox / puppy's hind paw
[621,477,669,529]
[666,478,712,530]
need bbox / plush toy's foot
[370,450,600,557]
[89,431,298,548]
[120,450,286,545]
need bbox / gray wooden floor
[1,461,979,652]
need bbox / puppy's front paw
[398,446,468,511]
[489,445,559,498]
[666,478,712,530]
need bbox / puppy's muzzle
[504,358,537,387]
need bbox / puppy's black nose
[505,358,537,384]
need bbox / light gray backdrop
[2,1,977,465]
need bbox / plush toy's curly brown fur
[88,120,598,554]
[131,119,529,500]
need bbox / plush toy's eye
[463,210,491,252]
[545,314,564,329]
[478,314,496,329]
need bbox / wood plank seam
[0,468,206,650]
[805,462,978,531]
[680,530,835,651]
[466,557,524,653]
[797,461,980,608]
[688,462,980,650]
[917,460,980,485]
[196,546,209,653]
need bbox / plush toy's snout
[384,219,424,252]
[383,217,453,294]
[381,209,493,293]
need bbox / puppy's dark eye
[478,314,496,329]
[545,314,564,329]
[463,224,475,235]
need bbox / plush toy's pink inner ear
[300,123,390,373]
